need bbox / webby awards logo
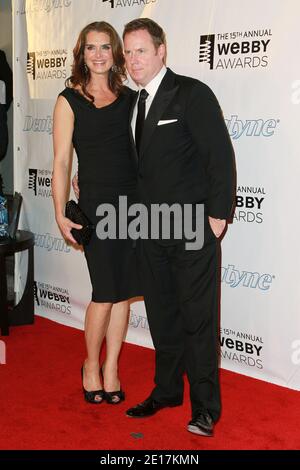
[34,281,71,315]
[220,327,263,370]
[27,49,68,81]
[234,185,266,224]
[28,168,52,198]
[199,29,272,70]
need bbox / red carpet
[1,316,300,450]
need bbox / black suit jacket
[129,68,235,220]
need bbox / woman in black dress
[52,22,139,404]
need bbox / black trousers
[138,217,221,421]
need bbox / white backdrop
[13,0,300,389]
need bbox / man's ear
[158,43,166,63]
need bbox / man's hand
[208,216,226,238]
[72,172,79,199]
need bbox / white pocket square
[157,119,178,126]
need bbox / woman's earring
[84,63,88,74]
[111,64,118,73]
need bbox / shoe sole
[126,403,181,418]
[187,424,213,437]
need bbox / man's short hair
[123,18,166,50]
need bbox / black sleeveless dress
[59,87,140,303]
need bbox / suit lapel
[139,69,179,159]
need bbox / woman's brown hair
[66,21,126,102]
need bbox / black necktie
[135,89,149,155]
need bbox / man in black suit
[123,18,235,437]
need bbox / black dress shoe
[126,396,180,418]
[187,410,214,437]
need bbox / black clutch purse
[65,200,94,245]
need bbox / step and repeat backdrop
[13,0,300,389]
